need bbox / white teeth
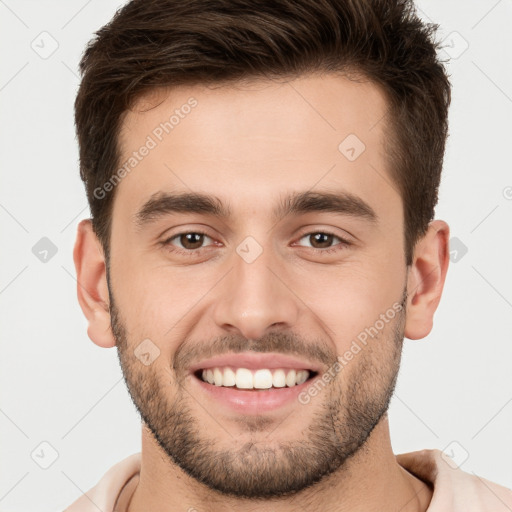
[200,367,310,389]
[205,369,215,384]
[235,368,253,389]
[223,367,236,387]
[213,368,223,386]
[296,370,308,385]
[253,369,273,389]
[285,369,296,387]
[272,369,286,388]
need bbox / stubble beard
[111,292,405,498]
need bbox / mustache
[173,331,337,373]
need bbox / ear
[404,220,450,340]
[73,219,116,348]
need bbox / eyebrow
[134,189,377,228]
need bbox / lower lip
[191,374,315,414]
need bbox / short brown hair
[75,0,451,265]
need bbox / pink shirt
[64,450,512,511]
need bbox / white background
[0,1,511,510]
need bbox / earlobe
[404,220,450,340]
[73,219,116,348]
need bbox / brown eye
[294,231,351,254]
[178,233,206,250]
[308,233,335,249]
[163,231,214,252]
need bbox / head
[73,0,451,499]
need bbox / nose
[211,241,300,341]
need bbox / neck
[127,415,431,512]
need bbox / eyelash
[161,230,351,257]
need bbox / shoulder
[64,453,141,512]
[397,448,512,511]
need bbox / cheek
[290,255,405,358]
[111,260,216,353]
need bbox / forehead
[113,73,399,227]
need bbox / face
[108,73,409,497]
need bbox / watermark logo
[236,236,263,264]
[31,441,59,469]
[31,31,59,60]
[32,237,58,263]
[441,31,469,60]
[441,441,469,469]
[134,338,160,366]
[338,134,366,161]
[449,236,468,263]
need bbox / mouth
[188,353,322,414]
[194,367,319,390]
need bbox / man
[67,0,512,510]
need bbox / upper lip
[188,352,323,374]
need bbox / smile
[188,352,323,413]
[196,367,317,389]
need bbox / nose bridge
[212,235,300,340]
